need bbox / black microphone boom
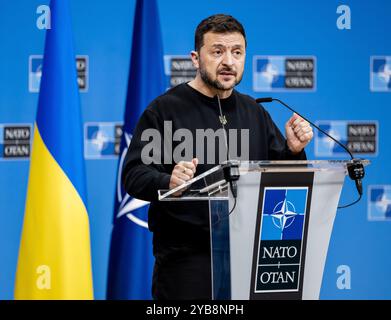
[256,97,365,208]
[256,97,354,159]
[256,97,273,103]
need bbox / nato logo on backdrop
[164,55,196,89]
[29,55,89,92]
[370,56,391,92]
[368,185,391,221]
[255,187,308,292]
[315,121,378,157]
[0,124,32,160]
[84,123,123,159]
[253,56,316,92]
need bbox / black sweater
[122,83,306,249]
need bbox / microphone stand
[256,97,365,208]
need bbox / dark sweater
[122,83,306,250]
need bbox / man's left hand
[285,113,313,154]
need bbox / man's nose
[221,52,234,67]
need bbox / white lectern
[159,160,369,300]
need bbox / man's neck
[188,76,233,99]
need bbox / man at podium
[122,14,313,299]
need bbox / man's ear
[190,51,199,69]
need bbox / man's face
[195,31,246,91]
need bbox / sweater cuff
[157,173,171,191]
[285,141,307,160]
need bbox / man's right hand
[169,158,199,196]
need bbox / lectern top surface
[158,159,370,200]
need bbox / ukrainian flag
[14,0,93,299]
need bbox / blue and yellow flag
[14,0,93,299]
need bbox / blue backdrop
[1,0,390,299]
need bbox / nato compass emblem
[271,198,298,231]
[84,123,122,159]
[261,187,308,240]
[116,132,150,228]
[315,121,346,157]
[29,56,43,92]
[368,185,391,221]
[371,56,391,91]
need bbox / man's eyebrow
[211,44,244,49]
[211,44,225,48]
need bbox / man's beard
[199,60,243,91]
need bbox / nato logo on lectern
[255,187,308,292]
[370,56,391,92]
[253,56,316,92]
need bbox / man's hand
[169,158,199,196]
[285,113,313,154]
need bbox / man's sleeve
[262,108,307,160]
[121,108,171,202]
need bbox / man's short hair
[194,14,247,52]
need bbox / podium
[158,160,369,300]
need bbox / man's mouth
[219,71,236,76]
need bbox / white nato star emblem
[378,64,391,84]
[116,131,150,229]
[271,199,297,230]
[321,128,341,150]
[260,63,279,84]
[375,192,391,214]
[91,130,109,151]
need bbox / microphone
[256,97,365,208]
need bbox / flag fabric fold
[106,0,166,299]
[14,0,93,299]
